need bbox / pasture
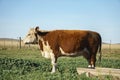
[0,39,120,80]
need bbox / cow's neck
[37,31,49,36]
[37,31,49,42]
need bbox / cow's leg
[82,49,92,68]
[51,53,57,73]
[88,59,92,68]
[86,58,92,68]
[89,54,96,68]
[88,47,97,68]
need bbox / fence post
[19,37,21,49]
[4,39,5,48]
[11,38,13,48]
[109,40,111,53]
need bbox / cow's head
[23,27,39,44]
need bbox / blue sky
[0,0,120,43]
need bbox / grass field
[0,39,120,80]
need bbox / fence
[0,37,38,49]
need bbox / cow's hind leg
[83,52,96,69]
[87,53,96,69]
[82,50,92,68]
[90,54,96,68]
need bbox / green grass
[0,48,120,80]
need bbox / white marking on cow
[40,40,53,59]
[60,47,89,56]
[40,39,57,73]
[92,65,94,68]
[60,47,77,56]
[88,65,91,68]
[88,65,95,68]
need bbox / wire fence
[0,37,38,50]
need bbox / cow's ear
[35,26,39,32]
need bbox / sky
[0,0,120,43]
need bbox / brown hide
[37,30,102,63]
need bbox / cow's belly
[60,47,89,56]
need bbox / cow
[23,26,102,73]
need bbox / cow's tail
[98,33,102,62]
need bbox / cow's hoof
[88,65,95,69]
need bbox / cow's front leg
[51,61,57,73]
[51,53,57,73]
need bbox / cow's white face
[23,28,38,44]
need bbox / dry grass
[102,44,120,49]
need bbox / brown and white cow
[23,26,102,73]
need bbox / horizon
[0,0,120,44]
